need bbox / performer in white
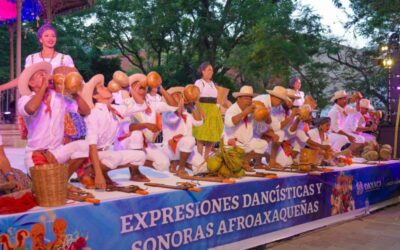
[253,86,297,168]
[288,105,331,157]
[224,86,268,171]
[308,117,332,148]
[116,74,178,173]
[17,62,91,174]
[328,90,355,152]
[288,76,305,107]
[82,74,148,188]
[343,98,377,143]
[161,87,207,175]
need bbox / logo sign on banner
[1,163,399,249]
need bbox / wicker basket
[30,164,68,207]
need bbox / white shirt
[129,100,177,142]
[343,112,366,134]
[85,101,146,149]
[328,104,347,133]
[194,79,218,98]
[25,52,74,72]
[146,93,162,103]
[292,121,309,143]
[17,90,77,152]
[308,128,330,145]
[162,110,203,144]
[224,102,254,144]
[292,91,305,107]
[112,90,125,105]
[253,94,286,132]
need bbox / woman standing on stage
[25,23,74,69]
[193,62,224,159]
[0,23,75,91]
[289,76,305,107]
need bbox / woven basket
[30,164,68,207]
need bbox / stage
[1,148,400,250]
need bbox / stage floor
[4,147,396,206]
[2,147,400,250]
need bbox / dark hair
[197,61,212,78]
[289,76,301,89]
[317,117,331,127]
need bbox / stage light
[383,57,394,68]
[3,111,11,115]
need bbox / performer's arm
[89,145,106,190]
[231,105,254,126]
[129,123,160,133]
[0,145,21,190]
[23,77,48,115]
[192,101,203,121]
[159,86,178,106]
[280,109,298,129]
[73,92,91,116]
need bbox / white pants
[328,132,350,152]
[361,132,376,143]
[116,130,170,171]
[291,137,306,152]
[25,139,88,169]
[162,136,207,174]
[99,150,146,170]
[344,130,365,144]
[227,138,268,154]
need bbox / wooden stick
[179,175,236,184]
[106,185,149,195]
[245,172,278,179]
[144,182,202,192]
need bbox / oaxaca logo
[363,180,382,192]
[356,181,364,195]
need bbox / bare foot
[104,172,118,186]
[177,169,189,177]
[269,161,283,169]
[130,173,150,182]
[169,162,178,173]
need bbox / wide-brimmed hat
[232,85,257,98]
[359,98,374,110]
[167,86,184,95]
[286,89,301,100]
[128,73,147,86]
[18,62,52,96]
[81,74,105,108]
[267,86,289,101]
[330,90,347,102]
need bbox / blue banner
[1,163,400,249]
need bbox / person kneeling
[224,86,268,172]
[82,74,148,189]
[162,86,207,176]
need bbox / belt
[199,97,217,104]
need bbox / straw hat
[267,86,289,101]
[330,90,347,102]
[286,89,301,100]
[232,85,257,98]
[359,98,374,110]
[167,86,184,95]
[128,73,147,87]
[18,62,52,96]
[81,74,105,109]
